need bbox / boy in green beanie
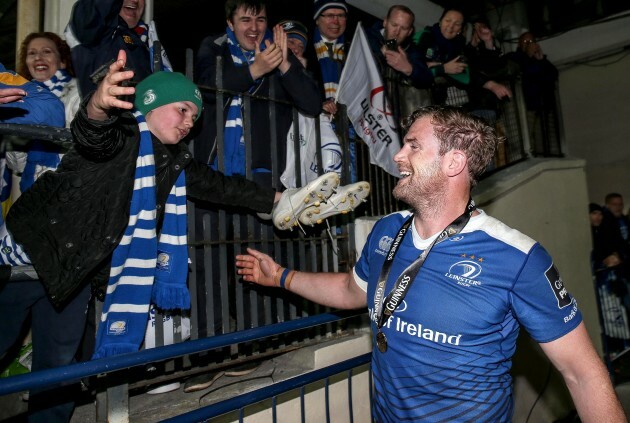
[0,49,279,420]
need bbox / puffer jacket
[6,99,275,307]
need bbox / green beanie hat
[134,72,203,120]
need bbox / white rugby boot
[298,181,370,226]
[272,172,340,230]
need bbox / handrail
[161,353,372,422]
[0,123,73,147]
[0,309,366,396]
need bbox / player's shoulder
[467,211,538,254]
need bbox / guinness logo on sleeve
[545,264,572,309]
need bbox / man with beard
[234,106,625,422]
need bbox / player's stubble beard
[393,155,447,219]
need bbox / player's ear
[443,149,467,177]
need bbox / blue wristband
[279,268,291,289]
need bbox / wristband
[279,268,291,289]
[274,267,285,287]
[285,270,296,291]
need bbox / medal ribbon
[375,198,477,333]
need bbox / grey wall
[559,52,630,206]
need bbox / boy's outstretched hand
[87,50,135,121]
[236,247,282,287]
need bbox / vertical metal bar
[325,377,331,423]
[514,78,532,157]
[554,81,567,156]
[94,299,107,422]
[348,369,354,423]
[187,202,199,345]
[152,40,162,72]
[268,76,279,188]
[185,48,195,154]
[95,388,107,423]
[369,360,374,419]
[336,105,351,184]
[218,210,231,335]
[272,396,277,423]
[106,383,129,423]
[300,386,306,423]
[314,113,323,177]
[154,309,165,348]
[242,95,257,331]
[293,108,303,186]
[287,241,297,322]
[202,214,215,337]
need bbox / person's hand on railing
[0,88,27,104]
[236,247,283,287]
[483,80,512,99]
[443,56,467,75]
[322,99,337,116]
[87,49,135,121]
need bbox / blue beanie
[279,20,308,47]
[313,0,348,19]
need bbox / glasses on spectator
[320,13,347,21]
[522,39,536,45]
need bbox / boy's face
[287,38,305,58]
[227,6,268,52]
[145,101,198,145]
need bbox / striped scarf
[211,27,272,176]
[41,68,71,98]
[93,111,189,359]
[135,20,173,72]
[19,70,71,191]
[313,28,345,100]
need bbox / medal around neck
[376,331,388,353]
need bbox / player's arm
[539,322,626,422]
[236,247,367,310]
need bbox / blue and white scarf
[313,28,345,100]
[211,27,272,176]
[19,69,71,192]
[41,68,72,98]
[135,20,173,72]
[93,111,190,359]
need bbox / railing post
[106,383,130,423]
[514,77,533,158]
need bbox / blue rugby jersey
[354,210,582,422]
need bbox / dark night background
[0,0,628,73]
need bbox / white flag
[336,22,401,177]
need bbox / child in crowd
[0,49,279,421]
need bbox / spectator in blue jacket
[65,0,171,97]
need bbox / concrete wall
[558,51,630,206]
